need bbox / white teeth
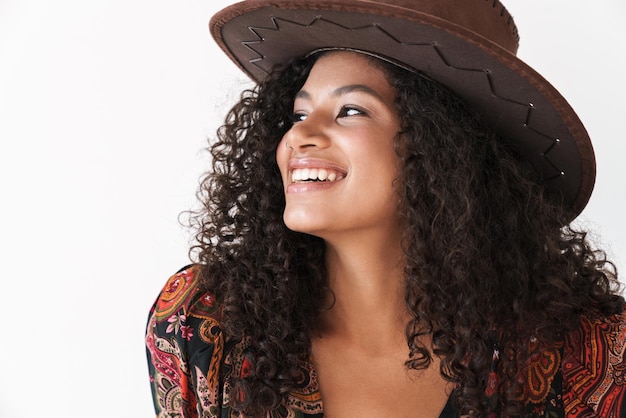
[291,168,343,183]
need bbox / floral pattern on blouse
[146,266,626,417]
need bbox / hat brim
[210,0,595,220]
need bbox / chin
[283,212,327,237]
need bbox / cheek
[355,139,399,177]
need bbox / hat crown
[363,0,520,53]
[376,0,519,52]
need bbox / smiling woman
[145,1,626,417]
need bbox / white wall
[0,1,623,417]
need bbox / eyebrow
[295,84,385,102]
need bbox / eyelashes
[291,112,307,123]
[292,105,367,123]
[338,106,366,118]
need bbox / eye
[291,112,308,123]
[337,105,366,118]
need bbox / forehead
[300,51,396,99]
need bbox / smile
[290,168,346,183]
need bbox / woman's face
[276,51,403,242]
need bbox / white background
[0,1,624,417]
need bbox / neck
[316,237,409,353]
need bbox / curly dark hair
[188,52,623,416]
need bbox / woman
[146,1,625,417]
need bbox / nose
[283,112,331,151]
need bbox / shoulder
[146,265,229,417]
[146,264,225,362]
[148,264,221,326]
[562,308,626,417]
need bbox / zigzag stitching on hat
[519,103,562,180]
[242,16,394,64]
[479,68,564,180]
[244,16,527,107]
[426,41,562,180]
[526,126,564,181]
[241,15,562,182]
[242,16,284,64]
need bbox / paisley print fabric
[562,312,626,417]
[146,266,626,417]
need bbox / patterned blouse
[145,265,626,417]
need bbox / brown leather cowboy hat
[210,0,595,221]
